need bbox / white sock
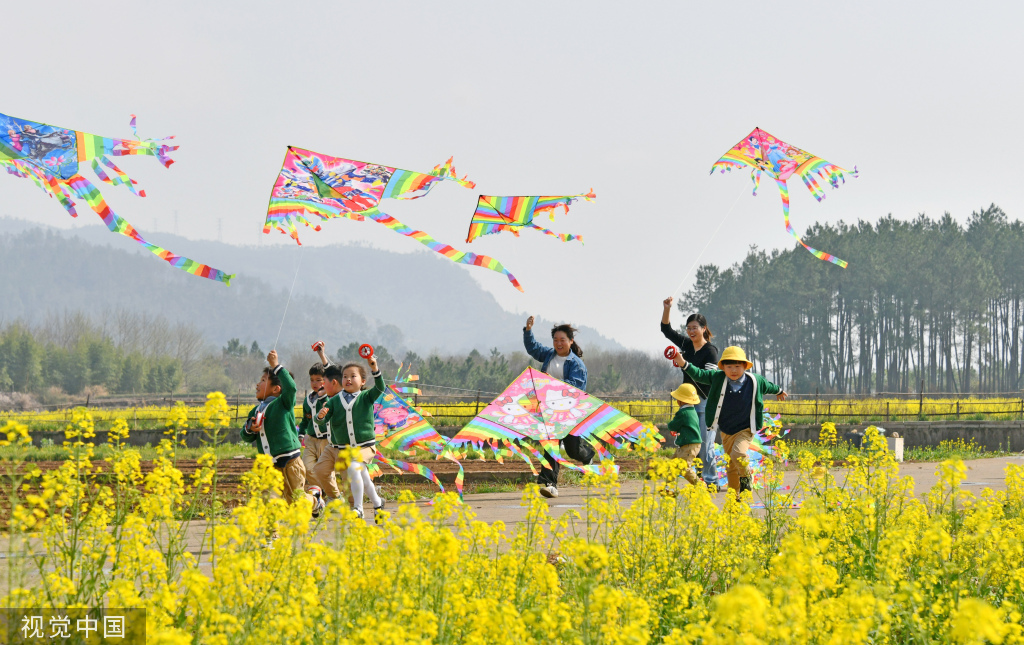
[347,460,364,510]
[361,467,382,507]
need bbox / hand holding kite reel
[358,344,375,360]
[311,340,325,353]
[664,346,679,361]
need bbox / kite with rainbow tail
[711,127,857,268]
[0,112,233,283]
[447,367,644,476]
[264,147,522,291]
[466,191,595,244]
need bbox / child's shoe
[738,477,752,493]
[539,485,558,499]
[352,507,364,520]
[309,486,325,519]
[374,498,386,524]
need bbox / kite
[465,191,595,243]
[371,380,465,496]
[447,367,643,475]
[0,113,233,284]
[711,127,857,268]
[265,147,522,291]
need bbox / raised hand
[525,316,535,331]
[267,350,279,368]
[663,297,673,308]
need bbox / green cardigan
[298,392,330,438]
[683,364,782,432]
[320,370,386,448]
[668,405,702,447]
[240,365,302,461]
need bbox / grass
[785,437,1011,464]
[0,442,258,463]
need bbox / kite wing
[466,191,595,243]
[265,147,522,291]
[0,113,233,284]
[711,127,856,268]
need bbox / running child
[241,350,325,517]
[315,350,387,519]
[667,383,703,486]
[673,346,787,497]
[297,343,343,502]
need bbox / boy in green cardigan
[315,351,387,519]
[668,383,703,486]
[297,343,343,503]
[673,346,787,496]
[241,350,325,517]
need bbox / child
[315,351,387,519]
[667,383,703,486]
[673,346,787,496]
[241,350,325,517]
[297,344,342,502]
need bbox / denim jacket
[523,328,588,390]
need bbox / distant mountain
[0,219,625,354]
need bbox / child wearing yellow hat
[673,346,787,496]
[668,383,703,486]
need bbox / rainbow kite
[712,128,857,268]
[447,367,643,475]
[466,191,595,243]
[371,384,465,496]
[0,113,233,284]
[265,147,522,291]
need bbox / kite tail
[775,179,848,269]
[66,173,235,284]
[798,159,857,201]
[502,440,539,476]
[90,157,146,197]
[529,223,583,244]
[365,208,524,292]
[4,160,81,216]
[751,169,762,196]
[429,156,475,189]
[372,453,446,493]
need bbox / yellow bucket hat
[718,346,753,370]
[670,383,700,405]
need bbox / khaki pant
[722,429,753,492]
[278,457,313,505]
[302,436,341,500]
[673,443,701,485]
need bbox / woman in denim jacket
[523,316,594,498]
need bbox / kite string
[670,183,747,297]
[273,247,303,351]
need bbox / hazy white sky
[4,0,1023,350]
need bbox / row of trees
[680,205,1024,394]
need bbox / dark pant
[538,435,596,486]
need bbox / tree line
[680,205,1024,394]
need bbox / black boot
[739,477,751,493]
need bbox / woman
[661,298,720,489]
[523,316,593,499]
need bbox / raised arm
[367,354,386,398]
[660,298,689,348]
[523,316,554,364]
[268,350,296,409]
[682,361,718,385]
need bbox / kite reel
[358,344,375,359]
[664,346,679,361]
[311,340,325,352]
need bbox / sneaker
[374,498,386,524]
[739,477,752,493]
[539,485,558,499]
[309,486,325,519]
[352,507,364,520]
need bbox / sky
[3,0,1023,351]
